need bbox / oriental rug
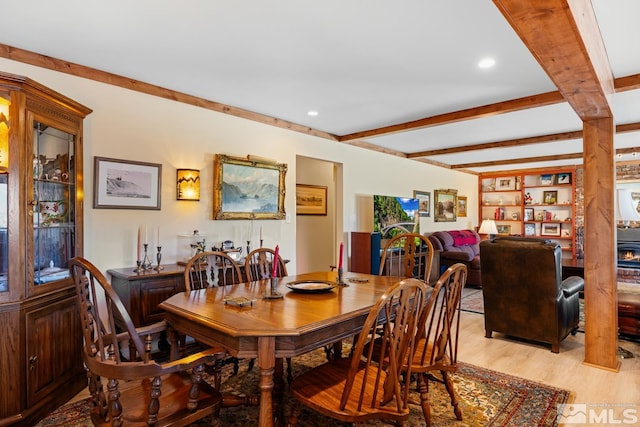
[37,348,570,427]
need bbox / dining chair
[184,250,244,289]
[244,247,293,382]
[69,256,223,426]
[287,278,430,427]
[183,250,247,375]
[411,263,468,425]
[244,247,288,281]
[379,232,435,284]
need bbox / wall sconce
[176,169,200,201]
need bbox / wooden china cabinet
[0,72,91,426]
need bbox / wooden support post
[582,117,620,371]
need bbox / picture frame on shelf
[93,157,162,210]
[543,190,558,204]
[524,207,534,221]
[496,224,511,235]
[544,210,554,221]
[540,174,556,186]
[556,173,571,184]
[457,196,467,217]
[413,190,431,217]
[541,222,561,236]
[296,184,327,215]
[434,189,457,222]
[496,177,516,191]
[524,223,536,236]
[535,211,544,221]
[213,154,287,220]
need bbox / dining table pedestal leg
[258,337,276,427]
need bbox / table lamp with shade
[616,188,640,228]
[478,219,499,240]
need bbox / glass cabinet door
[32,121,76,285]
[0,95,8,293]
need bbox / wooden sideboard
[108,264,186,328]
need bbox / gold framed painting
[213,154,287,220]
[434,189,457,222]
[457,196,467,217]
[296,184,327,215]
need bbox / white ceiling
[2,0,639,173]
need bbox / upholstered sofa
[427,230,482,287]
[479,236,584,353]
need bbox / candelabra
[337,267,348,286]
[142,244,153,270]
[263,276,283,299]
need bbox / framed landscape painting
[296,184,327,215]
[434,189,457,222]
[213,154,287,220]
[413,190,431,217]
[93,157,162,210]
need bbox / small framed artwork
[213,154,287,220]
[434,189,457,222]
[93,157,162,210]
[544,210,554,221]
[535,211,544,221]
[524,223,536,236]
[540,174,556,186]
[496,224,511,235]
[457,196,468,217]
[556,173,571,184]
[413,190,431,217]
[541,222,561,236]
[543,190,558,204]
[524,208,534,221]
[296,184,327,215]
[496,177,516,191]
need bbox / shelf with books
[480,168,576,257]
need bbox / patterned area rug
[460,287,484,314]
[38,348,570,427]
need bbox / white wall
[0,58,478,274]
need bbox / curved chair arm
[86,348,219,381]
[561,276,585,297]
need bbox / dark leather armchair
[479,237,584,353]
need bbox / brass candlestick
[154,246,164,270]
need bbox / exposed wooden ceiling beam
[337,91,564,142]
[450,146,640,169]
[0,43,340,142]
[494,0,613,119]
[408,121,640,158]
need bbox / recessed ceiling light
[478,57,496,69]
[307,110,319,117]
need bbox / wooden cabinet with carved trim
[0,71,91,426]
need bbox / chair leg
[286,357,293,384]
[417,373,432,427]
[442,370,462,421]
[107,378,123,426]
[287,400,302,427]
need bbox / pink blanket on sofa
[449,230,477,246]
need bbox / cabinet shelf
[524,184,572,190]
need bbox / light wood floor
[458,310,640,407]
[66,310,640,414]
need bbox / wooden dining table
[159,270,404,427]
